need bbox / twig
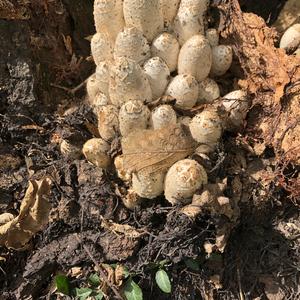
[75,234,124,300]
[237,265,245,300]
[50,77,89,95]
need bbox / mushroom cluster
[80,0,250,208]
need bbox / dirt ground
[0,1,299,299]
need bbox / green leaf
[75,287,93,300]
[88,273,101,287]
[55,274,70,295]
[94,291,104,300]
[184,258,200,271]
[155,269,171,294]
[124,278,143,300]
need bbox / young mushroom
[151,32,180,72]
[189,109,222,153]
[82,138,111,169]
[165,74,199,109]
[97,105,120,141]
[198,78,220,104]
[210,45,233,77]
[93,0,124,42]
[118,100,150,136]
[109,57,152,107]
[279,23,300,50]
[222,90,249,130]
[164,159,208,205]
[114,27,151,65]
[123,0,164,42]
[178,35,212,82]
[132,171,165,199]
[151,105,177,129]
[90,33,113,66]
[143,57,170,100]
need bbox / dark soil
[0,1,299,300]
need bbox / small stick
[75,234,124,300]
[50,78,89,96]
[237,265,245,300]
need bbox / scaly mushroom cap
[280,23,300,50]
[123,0,164,42]
[82,138,111,169]
[179,0,209,12]
[114,155,132,182]
[164,159,208,205]
[114,27,151,65]
[151,32,180,72]
[95,62,110,98]
[119,100,150,136]
[93,0,124,42]
[109,57,152,107]
[151,105,177,129]
[178,35,212,82]
[166,74,199,109]
[198,78,220,104]
[91,33,113,66]
[132,171,165,199]
[143,57,170,99]
[160,0,181,28]
[210,45,233,77]
[206,28,219,47]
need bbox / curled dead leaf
[0,178,51,250]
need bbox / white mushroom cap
[114,27,151,65]
[173,6,205,46]
[178,35,212,82]
[97,105,120,141]
[164,159,208,205]
[82,138,111,169]
[210,45,233,77]
[160,0,181,28]
[92,93,110,114]
[205,28,219,47]
[151,32,180,72]
[132,171,165,199]
[91,33,113,66]
[93,0,124,42]
[95,62,110,97]
[109,57,152,107]
[123,0,164,42]
[198,78,220,104]
[189,109,222,152]
[179,0,209,13]
[222,90,249,129]
[166,74,199,109]
[280,24,300,50]
[143,57,170,99]
[119,100,150,136]
[151,105,177,129]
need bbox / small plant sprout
[210,45,233,77]
[90,32,113,66]
[151,32,180,72]
[178,35,212,82]
[160,0,181,28]
[123,0,164,42]
[114,27,151,65]
[109,57,152,107]
[198,78,220,104]
[173,6,205,46]
[222,90,249,130]
[118,100,150,136]
[82,138,111,169]
[151,105,177,129]
[97,105,120,142]
[132,171,165,199]
[164,159,208,205]
[95,62,110,98]
[166,74,199,109]
[93,0,124,42]
[280,23,300,50]
[189,109,222,153]
[205,28,219,47]
[143,57,170,99]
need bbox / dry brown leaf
[121,123,196,174]
[0,178,51,249]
